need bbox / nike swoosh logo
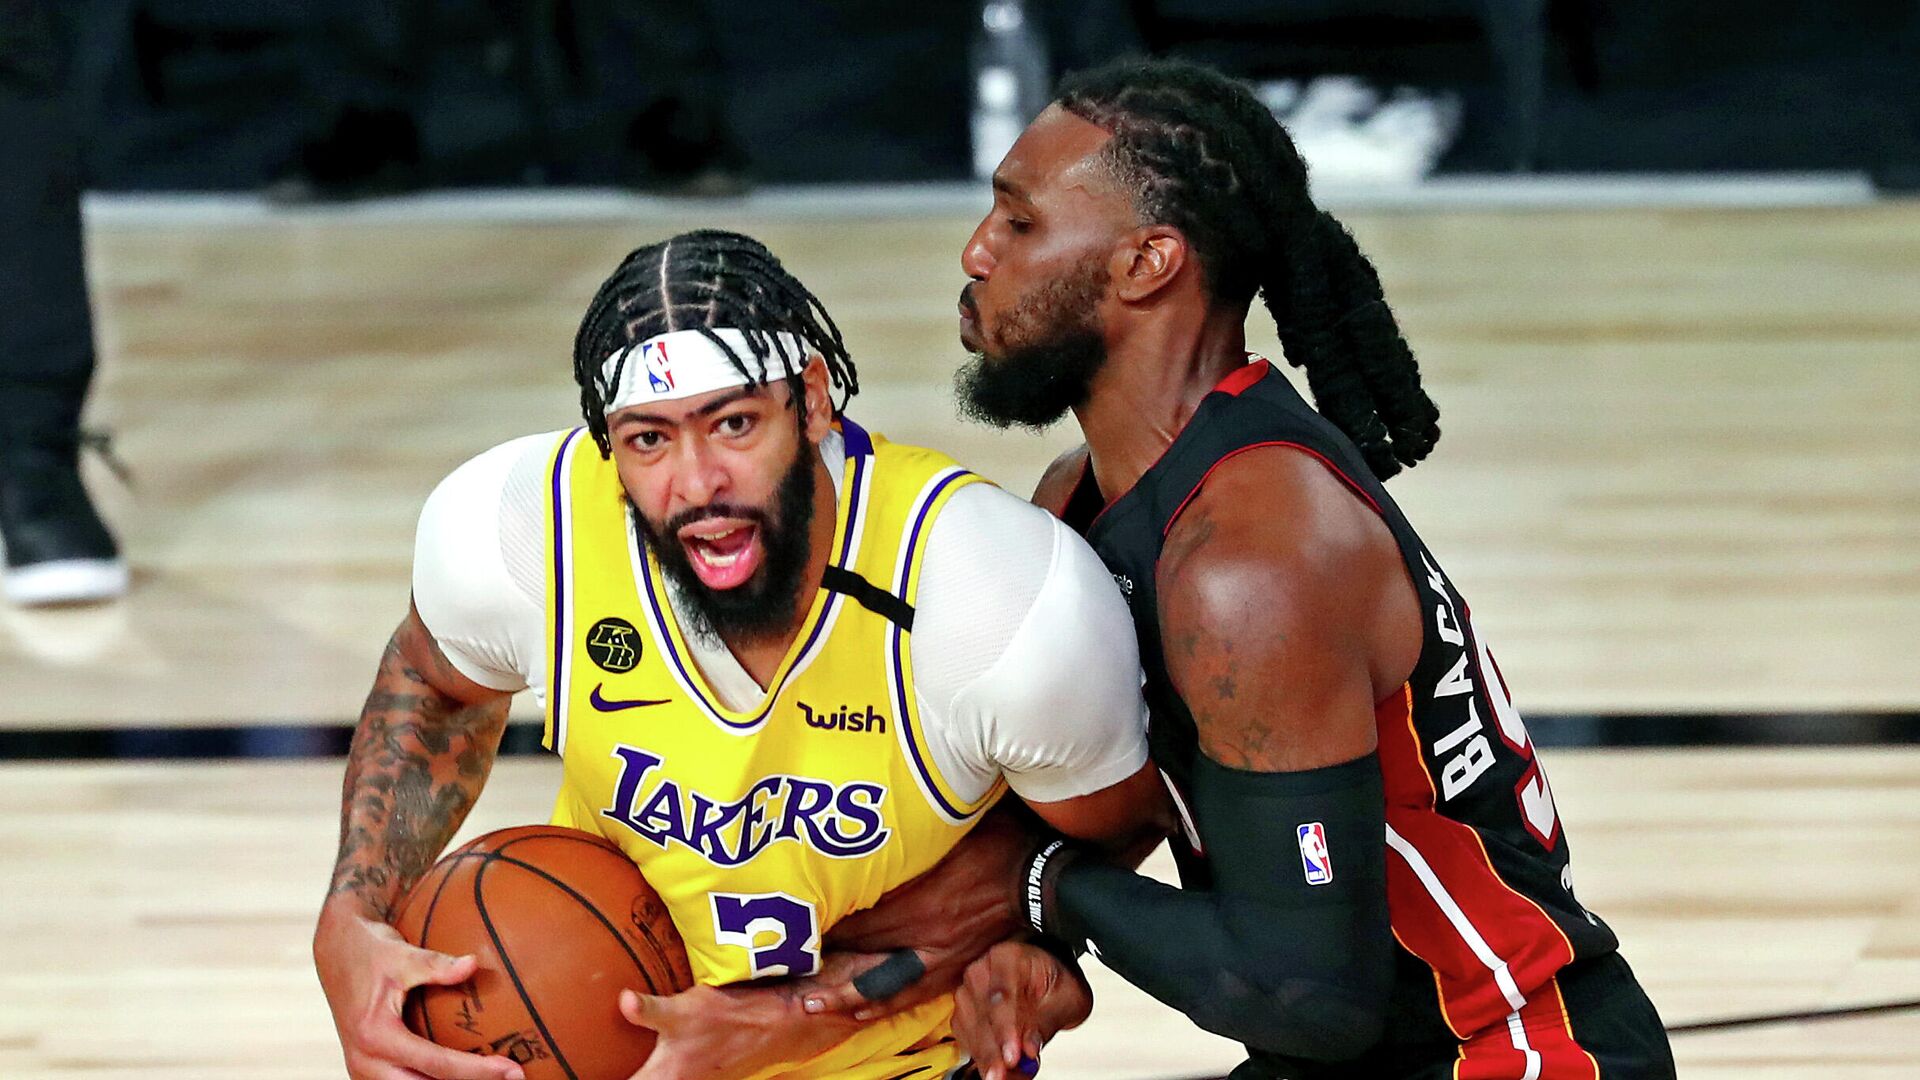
[589,684,671,712]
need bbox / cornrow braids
[571,229,858,456]
[1058,58,1440,479]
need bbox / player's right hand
[951,942,1093,1080]
[314,905,526,1080]
[805,807,1031,1019]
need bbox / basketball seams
[486,836,669,996]
[475,852,583,1080]
[400,826,689,1076]
[407,852,487,1045]
[407,832,675,988]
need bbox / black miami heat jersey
[1061,359,1621,1076]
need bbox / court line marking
[1665,997,1920,1035]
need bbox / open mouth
[678,520,763,590]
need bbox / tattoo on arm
[1159,450,1390,774]
[1160,503,1289,771]
[1187,634,1276,769]
[328,632,509,920]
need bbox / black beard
[632,438,818,645]
[954,256,1109,431]
[955,330,1107,431]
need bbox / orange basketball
[394,825,693,1080]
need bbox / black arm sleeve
[1046,752,1392,1062]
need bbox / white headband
[600,327,814,413]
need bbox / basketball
[393,825,693,1080]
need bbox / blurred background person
[0,0,126,606]
[266,0,748,201]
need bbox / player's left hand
[618,982,860,1080]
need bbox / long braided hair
[1058,59,1440,479]
[572,229,858,456]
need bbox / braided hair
[572,229,858,456]
[1058,58,1440,479]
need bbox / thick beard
[632,436,818,645]
[956,331,1106,431]
[955,256,1109,431]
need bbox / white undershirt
[411,430,1149,805]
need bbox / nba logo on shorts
[641,341,674,394]
[1297,822,1332,886]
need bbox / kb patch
[584,617,641,673]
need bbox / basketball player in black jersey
[941,58,1676,1080]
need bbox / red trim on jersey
[1376,689,1579,1039]
[1453,975,1600,1080]
[1535,977,1603,1080]
[1085,357,1271,530]
[1214,357,1270,396]
[1161,440,1385,541]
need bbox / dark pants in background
[0,0,95,433]
[0,0,120,593]
[274,0,742,195]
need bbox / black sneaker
[0,432,127,606]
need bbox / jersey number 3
[710,892,821,977]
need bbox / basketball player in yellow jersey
[314,230,1169,1080]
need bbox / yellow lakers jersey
[541,419,998,1080]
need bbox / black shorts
[1556,952,1675,1080]
[1228,953,1676,1080]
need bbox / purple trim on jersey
[548,427,585,747]
[639,551,822,731]
[635,447,868,732]
[835,442,867,567]
[890,469,979,822]
[838,416,874,459]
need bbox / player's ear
[1112,225,1187,303]
[800,354,834,443]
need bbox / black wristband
[1019,837,1084,937]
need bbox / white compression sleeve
[410,433,554,693]
[409,431,1150,806]
[911,483,1150,806]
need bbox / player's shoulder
[447,429,574,482]
[422,430,572,530]
[1030,443,1090,517]
[1161,444,1402,637]
[1169,443,1387,571]
[935,476,1085,567]
[933,480,1122,623]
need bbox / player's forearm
[1048,862,1387,1059]
[1035,755,1393,1061]
[325,636,511,922]
[825,803,1031,955]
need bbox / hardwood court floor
[0,201,1917,1077]
[0,203,1915,722]
[3,748,1918,1078]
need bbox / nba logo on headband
[602,327,812,414]
[641,341,675,394]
